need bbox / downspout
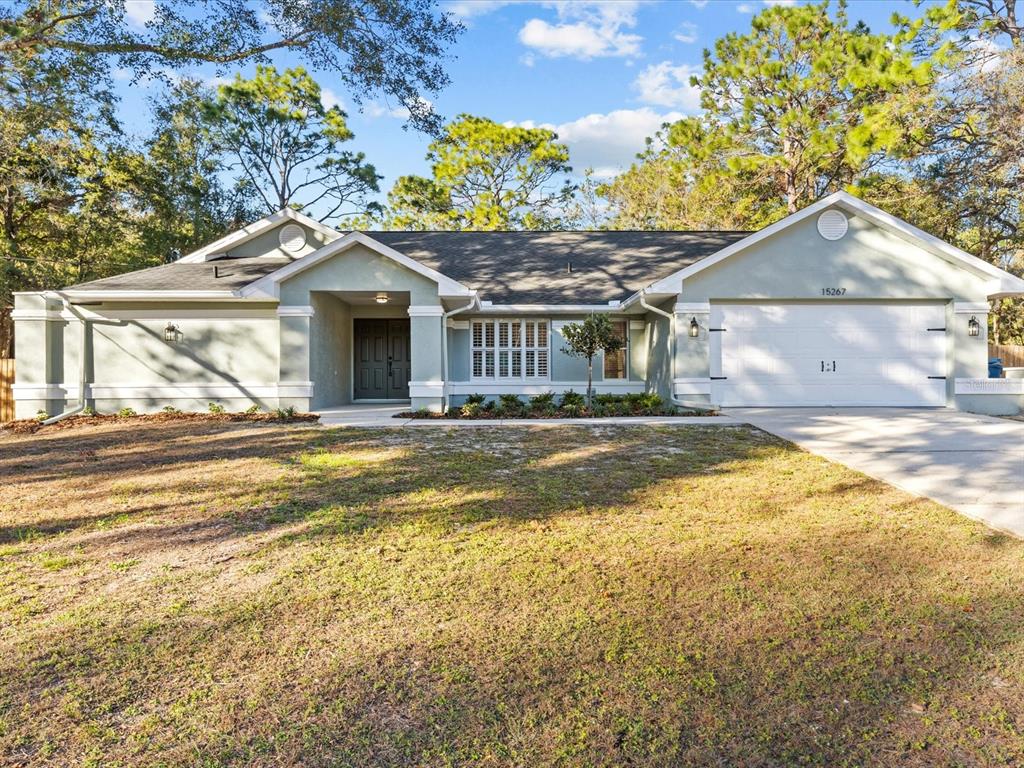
[638,290,712,411]
[440,292,479,413]
[41,301,88,425]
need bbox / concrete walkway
[316,404,738,428]
[728,408,1024,537]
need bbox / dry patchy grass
[1,420,1023,767]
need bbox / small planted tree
[560,315,624,409]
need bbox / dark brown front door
[353,319,410,400]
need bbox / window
[472,319,549,381]
[603,320,628,380]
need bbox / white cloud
[320,87,345,111]
[737,3,755,12]
[689,0,709,7]
[124,0,156,28]
[965,37,1004,74]
[363,97,432,120]
[512,107,684,177]
[518,2,643,60]
[632,61,701,110]
[443,0,518,20]
[674,21,698,44]
[763,0,797,5]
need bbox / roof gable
[177,208,341,264]
[646,192,1024,297]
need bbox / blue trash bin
[989,358,1004,378]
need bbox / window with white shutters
[471,319,550,381]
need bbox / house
[11,192,1024,419]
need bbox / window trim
[471,318,550,382]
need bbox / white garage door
[710,303,947,407]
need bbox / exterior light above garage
[968,315,980,337]
[375,292,389,304]
[163,322,181,343]
[689,317,700,338]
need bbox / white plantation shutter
[470,319,550,382]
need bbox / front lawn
[1,422,1023,766]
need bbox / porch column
[277,304,314,411]
[674,301,713,406]
[408,304,444,412]
[11,294,66,420]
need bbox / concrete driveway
[728,408,1024,538]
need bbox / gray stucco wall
[310,294,351,409]
[227,222,334,260]
[677,210,992,303]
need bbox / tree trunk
[586,359,593,409]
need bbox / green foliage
[34,409,47,422]
[0,0,460,134]
[202,65,380,222]
[603,0,935,229]
[274,406,297,420]
[560,315,626,407]
[497,393,525,413]
[116,407,136,418]
[459,401,482,418]
[384,114,575,230]
[162,405,180,414]
[80,406,96,417]
[207,403,225,414]
[529,391,555,407]
[465,393,486,405]
[245,404,260,415]
[560,390,585,408]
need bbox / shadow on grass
[2,421,1023,767]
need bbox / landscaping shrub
[34,410,48,422]
[117,407,137,418]
[245,404,260,415]
[561,403,583,417]
[208,402,226,414]
[498,393,525,413]
[529,391,555,408]
[162,405,180,414]
[460,402,482,418]
[560,390,585,408]
[465,393,486,405]
[273,406,297,419]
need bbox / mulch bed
[1,411,319,435]
[397,408,718,420]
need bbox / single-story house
[12,192,1024,419]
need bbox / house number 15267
[821,287,846,296]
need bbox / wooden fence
[0,359,13,423]
[990,344,1024,369]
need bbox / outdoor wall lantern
[163,322,182,343]
[968,315,980,337]
[375,292,389,304]
[688,316,700,338]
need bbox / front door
[353,319,410,400]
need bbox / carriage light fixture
[375,292,389,304]
[968,315,980,337]
[688,316,700,338]
[163,322,181,343]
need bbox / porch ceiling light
[688,316,700,338]
[375,292,389,304]
[968,315,980,337]
[163,322,181,343]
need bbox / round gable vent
[279,224,307,252]
[816,210,848,241]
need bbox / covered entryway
[710,303,947,407]
[353,319,411,400]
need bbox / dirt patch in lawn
[2,421,1023,767]
[1,410,318,435]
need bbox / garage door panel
[714,303,947,407]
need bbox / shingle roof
[367,230,751,303]
[66,231,752,303]
[68,257,291,293]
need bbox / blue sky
[116,0,938,207]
